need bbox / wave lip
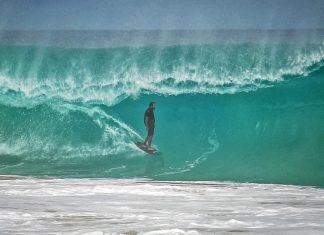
[0,41,324,107]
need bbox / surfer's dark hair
[149,101,155,107]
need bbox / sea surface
[0,30,324,234]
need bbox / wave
[0,40,324,186]
[0,42,324,107]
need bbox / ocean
[0,30,324,234]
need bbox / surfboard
[135,142,159,155]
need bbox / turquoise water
[0,31,323,186]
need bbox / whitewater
[0,30,324,234]
[1,176,324,235]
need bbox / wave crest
[0,43,324,107]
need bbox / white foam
[1,42,323,108]
[1,179,324,234]
[143,229,200,235]
[0,142,25,155]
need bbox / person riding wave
[143,101,156,150]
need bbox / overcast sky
[0,0,324,30]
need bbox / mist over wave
[0,38,323,106]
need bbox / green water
[0,33,324,186]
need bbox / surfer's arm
[144,116,149,129]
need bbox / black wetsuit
[144,107,155,136]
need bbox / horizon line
[1,28,324,32]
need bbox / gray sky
[0,0,324,30]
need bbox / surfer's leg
[144,126,151,146]
[147,127,154,146]
[144,135,149,146]
[144,127,154,147]
[147,136,153,146]
[144,126,153,146]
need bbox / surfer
[144,101,156,149]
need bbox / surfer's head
[149,101,156,109]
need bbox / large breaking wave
[0,31,324,186]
